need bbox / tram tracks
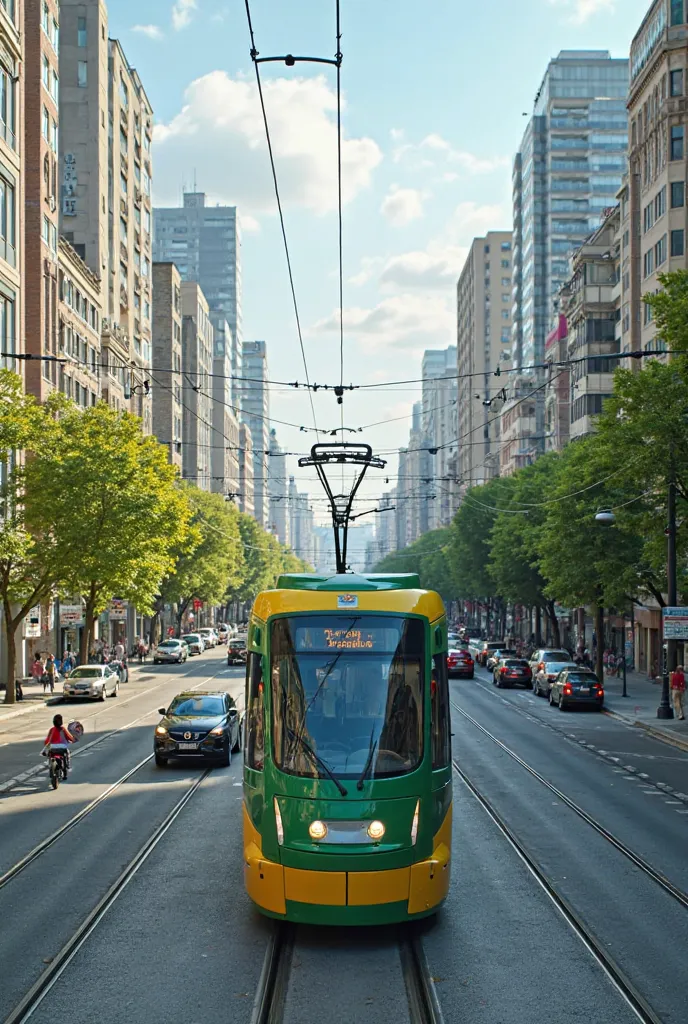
[3,768,212,1024]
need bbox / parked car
[182,633,205,656]
[461,626,482,641]
[486,647,517,671]
[493,657,532,688]
[153,639,189,664]
[217,625,229,643]
[227,638,247,665]
[532,659,578,697]
[549,667,604,711]
[529,649,571,675]
[63,664,119,701]
[154,691,242,767]
[198,628,218,648]
[475,641,505,667]
[447,649,474,678]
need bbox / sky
[109,0,650,526]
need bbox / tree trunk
[535,605,542,646]
[81,587,97,664]
[545,600,561,648]
[2,599,17,704]
[595,603,604,683]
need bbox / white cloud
[313,293,455,355]
[132,24,163,40]
[153,72,382,214]
[548,0,615,22]
[240,213,261,233]
[172,0,197,31]
[379,246,468,290]
[380,186,425,227]
[392,130,508,175]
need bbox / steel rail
[249,922,295,1024]
[399,929,445,1024]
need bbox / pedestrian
[44,654,57,693]
[137,638,146,664]
[62,652,74,676]
[114,640,124,661]
[670,664,686,720]
[31,654,45,691]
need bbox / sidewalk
[0,663,146,724]
[602,668,688,752]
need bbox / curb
[0,666,145,724]
[604,707,688,754]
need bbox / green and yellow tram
[242,571,452,926]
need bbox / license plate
[177,742,198,750]
[577,687,590,695]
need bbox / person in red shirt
[670,665,686,720]
[43,714,75,771]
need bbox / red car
[447,649,474,679]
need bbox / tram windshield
[271,615,424,781]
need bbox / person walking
[114,640,125,661]
[31,654,45,692]
[137,638,146,664]
[44,654,57,694]
[670,665,686,720]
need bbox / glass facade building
[512,51,629,369]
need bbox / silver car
[153,640,189,664]
[182,633,204,656]
[63,665,119,701]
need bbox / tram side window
[245,652,264,770]
[431,653,451,769]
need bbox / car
[447,632,463,647]
[182,633,205,656]
[63,664,119,701]
[532,660,578,697]
[486,647,517,672]
[529,648,572,675]
[475,641,505,667]
[217,625,229,643]
[227,638,247,665]
[154,691,242,767]
[461,626,482,641]
[549,668,604,711]
[493,657,533,688]
[447,649,474,678]
[153,639,189,664]
[198,628,218,648]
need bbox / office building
[512,51,629,372]
[0,0,23,375]
[268,429,290,547]
[238,421,254,517]
[456,232,513,491]
[151,261,183,469]
[153,192,242,401]
[241,340,270,528]
[421,347,458,528]
[209,313,240,500]
[180,281,213,490]
[288,477,315,566]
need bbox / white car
[63,665,119,701]
[198,628,218,648]
[182,633,205,655]
[153,640,189,664]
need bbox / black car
[154,691,242,767]
[549,668,604,711]
[227,639,247,666]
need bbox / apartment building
[268,429,290,547]
[623,0,688,356]
[209,313,240,500]
[0,0,23,374]
[421,347,457,529]
[500,378,539,477]
[58,236,102,405]
[151,261,183,469]
[153,192,242,402]
[543,313,571,452]
[456,231,513,491]
[22,0,59,400]
[288,476,315,566]
[180,281,213,490]
[241,340,270,528]
[238,421,254,517]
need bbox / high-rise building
[151,261,183,469]
[288,476,315,566]
[180,281,213,490]
[208,313,240,500]
[241,340,270,528]
[152,192,242,400]
[0,0,23,375]
[421,348,457,529]
[512,51,629,371]
[456,231,513,491]
[238,421,254,517]
[268,429,290,547]
[623,0,688,358]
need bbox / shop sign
[109,598,128,620]
[662,607,688,640]
[60,603,84,626]
[23,605,41,638]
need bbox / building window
[671,0,685,26]
[501,310,509,320]
[51,17,59,50]
[0,291,16,363]
[671,69,684,96]
[42,54,49,89]
[77,16,87,46]
[655,234,668,266]
[0,174,16,265]
[120,172,127,196]
[671,181,685,207]
[501,293,510,302]
[50,69,59,103]
[501,241,511,251]
[143,208,151,234]
[643,248,654,278]
[77,61,87,87]
[501,277,510,287]
[50,118,58,153]
[42,105,49,140]
[671,125,684,160]
[501,259,510,268]
[671,228,685,256]
[644,300,654,326]
[0,66,16,150]
[655,186,666,219]
[119,77,129,109]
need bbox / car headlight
[155,726,167,736]
[209,725,224,736]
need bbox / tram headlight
[274,797,284,845]
[410,800,420,846]
[367,820,385,841]
[308,820,328,841]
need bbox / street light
[593,509,628,698]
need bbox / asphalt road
[1,649,684,1023]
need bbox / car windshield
[183,635,200,643]
[547,661,574,673]
[158,642,179,649]
[567,673,599,685]
[69,668,102,679]
[505,660,528,668]
[271,615,424,782]
[542,651,569,662]
[167,696,225,716]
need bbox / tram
[242,570,452,926]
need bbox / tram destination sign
[662,607,688,640]
[294,624,401,653]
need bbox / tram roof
[275,573,422,592]
[252,574,446,623]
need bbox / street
[1,649,686,1023]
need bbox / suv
[529,649,571,676]
[476,641,506,667]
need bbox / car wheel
[219,743,231,768]
[153,659,160,665]
[232,726,242,754]
[468,672,474,679]
[112,682,119,698]
[154,753,167,768]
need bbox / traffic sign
[662,607,688,640]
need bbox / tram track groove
[250,922,295,1024]
[451,699,688,912]
[452,757,663,1024]
[3,768,212,1024]
[400,929,445,1024]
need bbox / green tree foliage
[448,477,516,601]
[374,528,456,600]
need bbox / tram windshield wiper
[285,725,348,797]
[357,727,378,790]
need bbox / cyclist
[42,714,75,774]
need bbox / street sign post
[662,607,688,640]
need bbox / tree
[231,515,282,604]
[26,405,191,662]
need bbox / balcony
[120,241,128,261]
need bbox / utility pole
[658,478,676,719]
